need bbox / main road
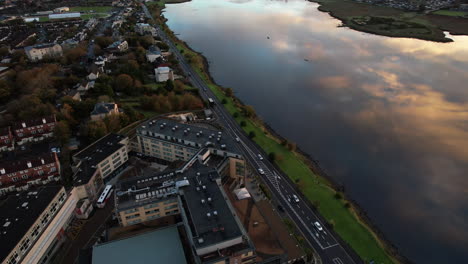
[142,4,362,264]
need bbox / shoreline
[152,2,411,263]
[310,0,468,43]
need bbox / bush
[334,192,342,200]
[233,112,239,118]
[240,121,246,127]
[249,131,256,138]
[221,98,227,104]
[268,152,276,161]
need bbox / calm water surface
[164,0,468,263]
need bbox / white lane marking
[333,257,344,264]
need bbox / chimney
[27,162,32,168]
[21,122,26,128]
[41,159,45,165]
[0,169,5,174]
[42,118,46,124]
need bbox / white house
[24,43,63,62]
[146,46,161,63]
[155,67,174,83]
[87,70,99,81]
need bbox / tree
[221,98,227,104]
[95,36,114,48]
[225,87,233,97]
[268,152,276,161]
[165,80,174,91]
[115,74,134,94]
[63,46,86,64]
[0,80,12,104]
[233,112,239,118]
[287,142,297,151]
[242,105,256,118]
[86,120,107,141]
[0,46,9,57]
[54,121,71,146]
[174,80,185,94]
[248,131,256,138]
[240,121,247,127]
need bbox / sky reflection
[164,0,468,263]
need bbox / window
[145,209,160,215]
[22,175,28,179]
[12,177,18,182]
[164,204,178,211]
[125,214,140,220]
[128,219,141,225]
[143,203,159,209]
[50,167,56,172]
[125,208,137,214]
[147,214,160,220]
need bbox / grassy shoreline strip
[149,2,399,263]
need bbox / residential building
[134,118,246,182]
[87,70,99,81]
[114,162,255,263]
[0,66,11,79]
[49,13,81,20]
[0,152,61,195]
[24,43,63,62]
[67,89,81,101]
[90,102,120,121]
[92,226,187,264]
[0,127,14,152]
[72,133,129,186]
[135,23,157,36]
[12,115,56,145]
[154,66,174,82]
[146,45,161,63]
[53,7,69,13]
[107,40,128,53]
[0,185,74,264]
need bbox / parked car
[258,154,263,160]
[258,168,265,175]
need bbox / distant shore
[310,0,468,42]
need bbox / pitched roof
[12,115,56,130]
[0,152,57,174]
[91,102,117,115]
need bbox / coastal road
[142,4,362,264]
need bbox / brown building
[12,115,57,145]
[0,127,14,152]
[0,152,61,195]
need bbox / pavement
[142,3,363,264]
[55,195,114,264]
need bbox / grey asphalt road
[142,3,363,264]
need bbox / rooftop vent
[202,185,206,190]
[41,159,45,165]
[172,127,176,131]
[3,222,11,228]
[196,133,200,137]
[221,144,226,150]
[0,169,5,174]
[201,199,205,204]
[207,212,211,218]
[27,162,32,168]
[22,122,26,128]
[42,118,47,124]
[207,197,212,202]
[198,238,204,244]
[213,210,218,216]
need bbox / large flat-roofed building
[178,168,255,264]
[114,161,255,263]
[92,226,187,264]
[73,133,129,183]
[134,118,246,183]
[0,152,61,195]
[0,185,69,264]
[115,170,180,226]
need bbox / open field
[70,6,113,13]
[432,10,468,17]
[81,14,109,20]
[313,0,454,42]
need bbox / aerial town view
[0,0,467,263]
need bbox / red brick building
[12,115,57,145]
[0,127,14,152]
[0,152,61,194]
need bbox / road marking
[333,258,344,264]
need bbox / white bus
[96,185,113,208]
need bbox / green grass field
[70,6,113,13]
[432,10,468,17]
[81,13,108,20]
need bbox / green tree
[165,80,174,91]
[240,120,247,127]
[115,74,134,94]
[242,105,256,118]
[268,152,276,161]
[86,120,108,141]
[0,80,12,104]
[248,131,256,138]
[54,120,71,146]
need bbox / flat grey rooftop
[137,118,241,155]
[180,167,243,249]
[92,226,187,264]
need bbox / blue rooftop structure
[92,226,187,264]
